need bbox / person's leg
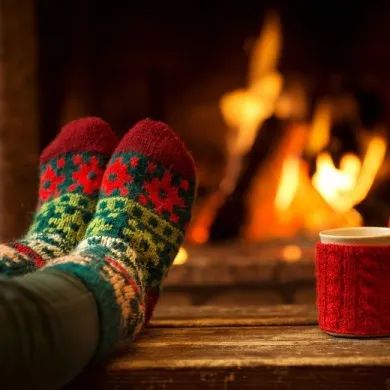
[43,119,196,358]
[0,119,196,389]
[0,270,99,390]
[0,117,118,277]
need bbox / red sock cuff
[40,117,119,164]
[116,119,196,179]
[316,242,390,336]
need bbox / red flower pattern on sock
[101,157,133,196]
[68,156,105,194]
[39,165,65,202]
[143,171,185,219]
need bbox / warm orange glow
[281,245,302,262]
[275,156,300,211]
[248,11,282,82]
[189,226,209,244]
[353,136,387,204]
[313,135,387,213]
[173,247,188,265]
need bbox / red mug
[316,227,390,337]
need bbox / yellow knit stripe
[37,193,96,214]
[98,196,183,245]
[122,224,166,267]
[28,193,94,240]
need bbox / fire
[313,136,387,213]
[220,11,283,158]
[305,101,331,156]
[186,10,285,244]
[312,153,361,212]
[189,11,388,244]
[173,247,188,265]
[275,156,300,211]
[221,72,283,155]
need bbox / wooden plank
[70,325,390,389]
[150,304,318,327]
[115,326,390,368]
[70,366,390,390]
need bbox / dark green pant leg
[0,269,99,390]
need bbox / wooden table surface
[69,304,390,389]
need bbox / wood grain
[150,304,318,327]
[69,305,390,389]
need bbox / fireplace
[6,1,390,305]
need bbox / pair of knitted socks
[0,117,196,358]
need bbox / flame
[353,136,387,204]
[275,156,300,210]
[248,11,282,82]
[220,11,283,157]
[211,12,387,242]
[313,136,387,213]
[173,247,188,265]
[308,100,387,217]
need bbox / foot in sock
[0,117,118,276]
[43,119,196,358]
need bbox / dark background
[34,0,390,229]
[37,0,390,146]
[1,0,389,240]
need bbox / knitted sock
[43,119,196,358]
[0,117,118,276]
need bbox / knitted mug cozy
[316,242,390,336]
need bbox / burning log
[208,116,287,241]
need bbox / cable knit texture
[316,242,390,336]
[43,119,197,359]
[0,118,118,276]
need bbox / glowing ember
[281,245,302,262]
[173,247,188,265]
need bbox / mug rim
[319,227,390,245]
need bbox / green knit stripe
[28,193,96,245]
[86,197,183,245]
[85,197,182,287]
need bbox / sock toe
[115,119,196,179]
[40,117,119,164]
